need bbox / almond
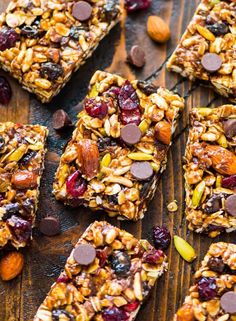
[0,252,24,281]
[77,139,99,179]
[147,16,170,43]
[205,144,236,175]
[11,170,38,189]
[154,121,171,145]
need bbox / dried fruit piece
[147,16,170,43]
[118,80,139,111]
[174,236,196,262]
[142,249,164,264]
[110,251,131,276]
[197,277,217,301]
[66,170,87,197]
[152,226,171,250]
[125,0,151,12]
[0,76,12,105]
[206,22,229,36]
[102,307,129,321]
[192,180,205,208]
[222,175,236,188]
[7,215,32,243]
[205,144,236,175]
[120,108,141,126]
[207,257,225,273]
[40,62,64,81]
[84,98,108,119]
[154,121,171,145]
[0,251,24,281]
[0,27,20,51]
[77,139,99,179]
[21,25,44,38]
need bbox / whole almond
[77,139,99,179]
[11,170,38,189]
[147,16,170,43]
[0,252,24,281]
[154,121,171,145]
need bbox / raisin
[0,77,12,105]
[152,226,171,250]
[142,249,164,264]
[97,137,117,152]
[107,194,119,205]
[0,136,5,150]
[137,81,158,95]
[204,194,222,214]
[125,0,152,12]
[40,62,64,81]
[206,22,229,36]
[0,27,20,51]
[3,203,20,220]
[69,26,89,40]
[197,277,217,301]
[110,251,131,276]
[19,151,37,166]
[208,257,225,273]
[52,309,75,321]
[118,80,140,110]
[102,307,129,321]
[7,215,32,243]
[21,25,44,39]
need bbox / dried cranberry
[118,80,140,110]
[0,77,12,105]
[40,62,64,81]
[208,257,225,273]
[110,251,131,276]
[197,277,217,301]
[3,203,20,220]
[21,199,34,216]
[120,108,141,125]
[137,81,157,96]
[66,171,87,198]
[0,136,5,149]
[84,98,108,119]
[0,27,20,51]
[56,275,70,283]
[142,249,164,264]
[7,215,32,243]
[123,301,139,312]
[152,226,171,250]
[206,22,229,36]
[21,25,44,38]
[97,137,117,152]
[102,307,129,321]
[52,309,75,321]
[97,248,109,267]
[108,86,121,96]
[222,175,236,188]
[125,0,152,12]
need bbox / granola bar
[167,0,236,102]
[184,105,236,237]
[0,122,48,248]
[53,70,185,221]
[34,220,168,321]
[174,242,236,321]
[0,0,121,103]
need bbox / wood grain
[0,0,235,320]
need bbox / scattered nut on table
[0,251,24,281]
[147,16,170,43]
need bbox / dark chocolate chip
[130,161,153,180]
[53,109,72,130]
[127,45,145,68]
[225,194,236,217]
[72,1,92,21]
[39,216,60,236]
[223,119,236,138]
[73,244,96,265]
[201,53,222,72]
[0,136,5,149]
[120,123,142,145]
[220,291,236,314]
[205,194,222,214]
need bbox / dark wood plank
[0,0,235,320]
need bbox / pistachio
[216,175,222,187]
[192,180,205,208]
[101,153,111,168]
[128,152,153,161]
[174,236,196,262]
[138,119,150,133]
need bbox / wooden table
[0,1,233,320]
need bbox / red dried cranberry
[125,0,152,12]
[123,301,139,312]
[152,226,171,250]
[110,251,131,276]
[222,175,236,188]
[142,249,164,264]
[197,277,217,301]
[108,86,121,96]
[0,27,20,51]
[40,62,64,81]
[56,275,70,283]
[120,108,141,125]
[7,215,32,243]
[102,307,129,321]
[118,80,140,110]
[97,248,109,267]
[66,171,87,198]
[0,77,12,105]
[84,98,108,119]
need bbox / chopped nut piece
[167,200,178,212]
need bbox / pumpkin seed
[196,25,215,41]
[151,162,160,172]
[174,235,196,262]
[128,152,153,161]
[101,153,111,167]
[216,175,222,188]
[217,134,228,148]
[138,119,150,133]
[88,84,99,98]
[192,180,205,208]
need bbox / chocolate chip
[73,244,96,265]
[220,291,236,314]
[225,194,236,217]
[201,53,222,72]
[53,109,72,130]
[130,161,153,180]
[205,194,222,214]
[223,119,236,138]
[120,124,142,145]
[127,45,145,68]
[39,216,60,236]
[72,1,92,21]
